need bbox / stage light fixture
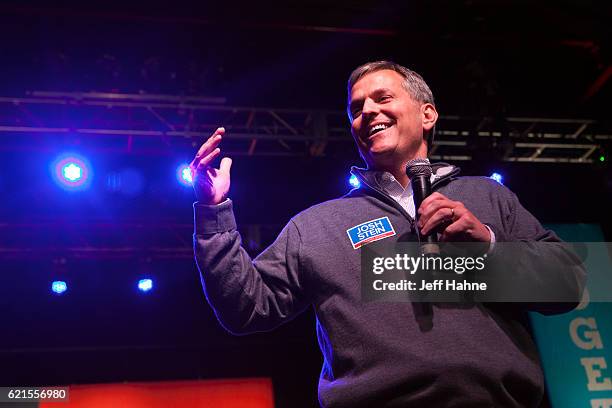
[177,164,193,187]
[490,172,504,184]
[349,174,361,188]
[138,278,153,292]
[63,163,81,181]
[51,154,92,190]
[51,281,68,294]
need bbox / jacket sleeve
[193,199,311,335]
[485,186,586,315]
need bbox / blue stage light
[176,164,193,186]
[490,172,504,184]
[349,174,361,188]
[51,281,67,294]
[51,154,92,190]
[63,163,82,181]
[138,278,153,292]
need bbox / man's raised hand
[190,127,232,205]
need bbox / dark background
[0,1,610,407]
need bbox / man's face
[348,69,431,170]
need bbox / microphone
[406,158,440,256]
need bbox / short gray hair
[347,61,436,144]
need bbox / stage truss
[0,91,609,163]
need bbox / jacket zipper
[352,173,416,229]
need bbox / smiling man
[346,62,491,243]
[348,65,435,185]
[191,61,584,407]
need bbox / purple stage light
[51,281,67,295]
[138,278,153,292]
[489,172,503,185]
[51,154,92,190]
[349,174,361,188]
[177,164,193,186]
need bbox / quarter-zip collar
[348,162,461,223]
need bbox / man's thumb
[219,157,232,175]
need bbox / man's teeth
[369,124,389,136]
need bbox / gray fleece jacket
[193,163,584,407]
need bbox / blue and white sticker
[346,216,396,249]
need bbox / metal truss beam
[0,92,609,162]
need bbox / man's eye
[379,95,392,102]
[352,109,362,118]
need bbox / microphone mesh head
[405,158,432,178]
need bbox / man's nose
[362,98,379,116]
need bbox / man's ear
[421,103,438,132]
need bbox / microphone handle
[412,175,440,255]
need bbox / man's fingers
[195,148,221,172]
[195,133,222,161]
[193,127,225,161]
[418,193,450,221]
[418,199,448,225]
[197,128,224,155]
[439,215,472,241]
[440,219,464,241]
[421,207,454,236]
[219,157,232,175]
[191,136,220,169]
[419,192,446,208]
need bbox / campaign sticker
[347,216,396,249]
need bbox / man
[191,61,584,407]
